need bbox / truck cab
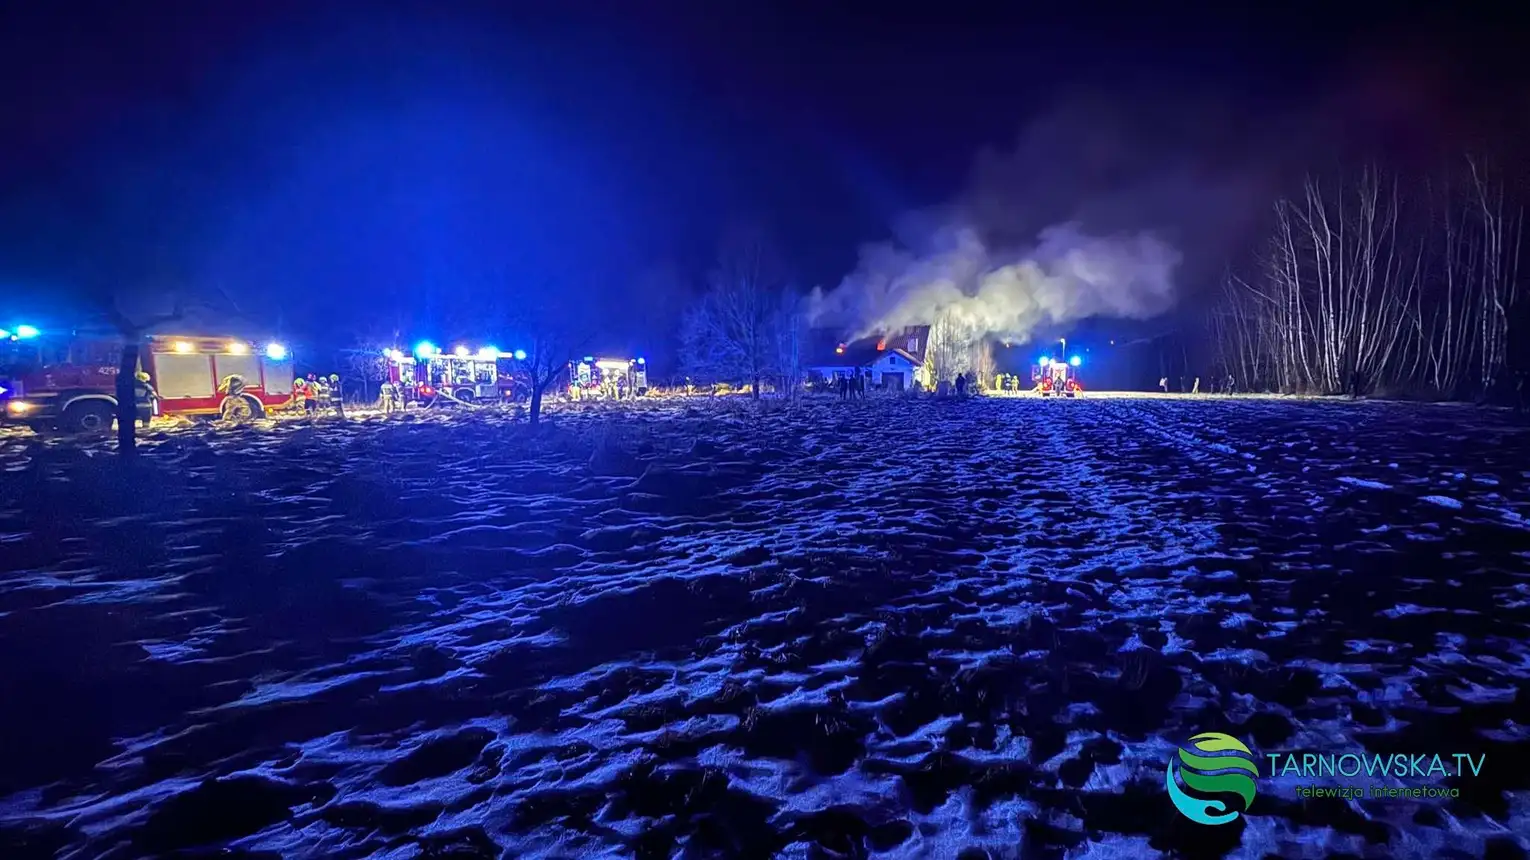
[2,331,124,432]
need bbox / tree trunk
[530,381,547,425]
[115,339,141,456]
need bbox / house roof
[805,325,931,368]
[806,335,879,367]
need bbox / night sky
[1,1,1524,352]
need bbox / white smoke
[804,91,1284,343]
[808,220,1181,343]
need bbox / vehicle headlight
[7,400,34,415]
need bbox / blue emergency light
[1070,355,1082,367]
[512,349,527,361]
[13,325,38,339]
[414,341,438,359]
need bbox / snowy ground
[1,395,1528,859]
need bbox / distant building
[804,325,930,391]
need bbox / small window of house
[907,337,918,352]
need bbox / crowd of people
[833,370,978,399]
[1159,375,1239,394]
[167,371,353,426]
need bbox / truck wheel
[63,401,115,434]
[243,395,266,418]
[453,389,476,403]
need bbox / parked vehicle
[1033,356,1083,398]
[1,329,293,433]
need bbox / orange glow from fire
[835,344,846,355]
[875,338,886,351]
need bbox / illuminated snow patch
[1338,476,1392,490]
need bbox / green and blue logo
[1166,732,1259,825]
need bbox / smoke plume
[810,94,1273,343]
[809,221,1180,342]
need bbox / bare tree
[972,339,997,390]
[102,297,183,457]
[679,229,788,398]
[923,310,976,386]
[343,349,390,404]
[514,295,591,426]
[772,290,807,399]
[1211,157,1524,399]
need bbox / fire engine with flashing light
[569,356,648,400]
[0,325,294,433]
[1033,355,1083,397]
[386,342,529,405]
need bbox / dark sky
[0,1,1523,346]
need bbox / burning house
[805,325,930,391]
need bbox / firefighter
[1192,376,1201,394]
[1225,374,1237,395]
[132,371,159,428]
[1159,376,1169,393]
[327,373,345,418]
[379,379,399,414]
[303,373,321,416]
[217,374,254,425]
[288,377,307,413]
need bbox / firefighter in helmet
[327,373,345,418]
[217,374,254,425]
[132,370,159,428]
[289,377,308,413]
[379,378,399,415]
[303,373,321,416]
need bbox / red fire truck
[1,329,294,433]
[1033,356,1082,397]
[385,343,526,405]
[568,356,648,400]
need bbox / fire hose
[428,389,481,409]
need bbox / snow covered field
[1,396,1528,859]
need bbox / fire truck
[386,343,527,405]
[568,356,648,400]
[0,327,294,433]
[1033,355,1082,397]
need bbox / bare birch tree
[772,290,807,399]
[923,310,977,386]
[1210,157,1520,399]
